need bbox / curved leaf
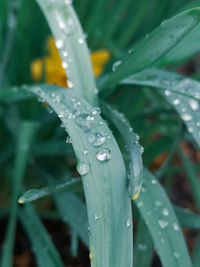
[35,0,97,105]
[24,84,133,267]
[121,68,200,148]
[134,169,192,267]
[18,178,81,203]
[102,103,143,199]
[102,8,200,88]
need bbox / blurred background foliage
[0,0,200,266]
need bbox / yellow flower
[31,36,110,87]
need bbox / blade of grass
[0,121,37,267]
[18,177,81,204]
[174,205,200,229]
[35,0,97,105]
[121,68,200,148]
[101,8,200,88]
[134,169,192,267]
[19,204,65,267]
[134,217,154,267]
[102,103,143,199]
[24,83,133,267]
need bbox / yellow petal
[47,36,61,59]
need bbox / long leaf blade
[102,8,200,88]
[134,169,192,267]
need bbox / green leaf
[192,234,200,267]
[20,204,64,267]
[102,8,200,88]
[134,169,192,267]
[174,205,200,229]
[121,68,200,148]
[133,217,154,267]
[35,0,97,105]
[102,103,143,199]
[177,147,200,210]
[18,178,81,203]
[0,121,37,267]
[25,84,133,267]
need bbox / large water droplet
[96,148,111,162]
[77,163,90,176]
[164,90,171,96]
[89,132,106,147]
[75,113,95,132]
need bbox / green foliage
[0,0,200,267]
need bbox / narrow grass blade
[134,169,192,267]
[102,103,143,200]
[18,178,81,204]
[177,147,200,210]
[0,85,33,104]
[102,8,200,88]
[0,121,37,267]
[35,0,97,105]
[24,84,132,267]
[19,204,64,267]
[174,205,200,229]
[121,68,200,148]
[134,217,154,267]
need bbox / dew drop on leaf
[112,60,122,71]
[189,99,199,110]
[89,132,106,147]
[96,148,111,162]
[75,113,95,132]
[158,219,168,229]
[77,163,90,176]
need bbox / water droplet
[173,223,179,231]
[112,60,122,71]
[92,107,101,115]
[197,122,200,127]
[151,179,157,184]
[77,163,90,176]
[189,99,199,110]
[158,219,168,229]
[62,62,68,69]
[83,149,89,155]
[162,208,169,216]
[139,145,144,154]
[78,37,84,44]
[181,113,192,121]
[94,214,100,221]
[96,148,111,162]
[188,127,194,133]
[138,202,143,207]
[55,39,64,49]
[155,200,162,207]
[173,252,180,258]
[66,136,72,143]
[89,132,106,147]
[126,218,132,227]
[164,90,171,96]
[75,113,95,132]
[173,99,180,105]
[62,51,68,57]
[161,20,167,26]
[67,79,74,88]
[138,244,147,251]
